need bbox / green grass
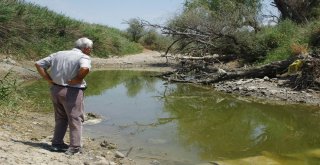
[0,71,20,117]
[259,20,313,64]
[0,0,143,60]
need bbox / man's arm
[68,67,90,85]
[35,63,53,84]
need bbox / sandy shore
[91,49,176,72]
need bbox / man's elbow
[35,63,41,69]
[80,67,90,73]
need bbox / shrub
[126,18,144,42]
[0,72,17,102]
[308,20,320,48]
[139,29,173,51]
[260,20,309,63]
[290,43,308,56]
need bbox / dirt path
[91,49,176,72]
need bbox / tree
[141,0,263,62]
[139,28,172,51]
[126,18,144,42]
[184,0,262,29]
[273,0,320,24]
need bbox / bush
[290,43,308,56]
[0,71,22,118]
[0,72,17,102]
[126,18,144,43]
[260,20,309,63]
[308,20,320,48]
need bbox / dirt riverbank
[0,50,319,165]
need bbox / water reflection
[85,70,157,97]
[163,84,320,161]
[25,70,320,164]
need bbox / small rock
[270,90,278,95]
[109,162,116,165]
[100,140,117,149]
[246,79,254,83]
[2,58,16,65]
[86,112,101,118]
[306,93,313,97]
[100,140,108,147]
[107,143,117,149]
[236,80,243,85]
[115,151,125,158]
[218,68,226,74]
[254,79,264,82]
[150,160,161,165]
[32,122,40,125]
[30,137,39,141]
[247,86,257,91]
[307,89,315,93]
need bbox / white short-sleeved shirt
[36,48,91,88]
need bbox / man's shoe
[65,147,83,156]
[50,143,69,152]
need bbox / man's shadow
[11,139,58,152]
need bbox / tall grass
[0,0,142,59]
[0,72,17,102]
[0,71,20,117]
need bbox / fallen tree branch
[161,58,295,84]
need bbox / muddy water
[27,70,320,164]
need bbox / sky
[24,0,185,30]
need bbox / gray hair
[75,37,93,49]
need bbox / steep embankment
[0,0,142,59]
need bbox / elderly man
[35,37,93,155]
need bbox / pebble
[115,151,125,158]
[263,76,270,81]
[150,160,161,165]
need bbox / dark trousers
[50,85,84,149]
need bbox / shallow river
[27,70,320,164]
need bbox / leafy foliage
[261,20,312,63]
[139,28,172,51]
[147,0,320,64]
[154,0,263,62]
[126,18,144,43]
[0,71,23,116]
[0,72,17,102]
